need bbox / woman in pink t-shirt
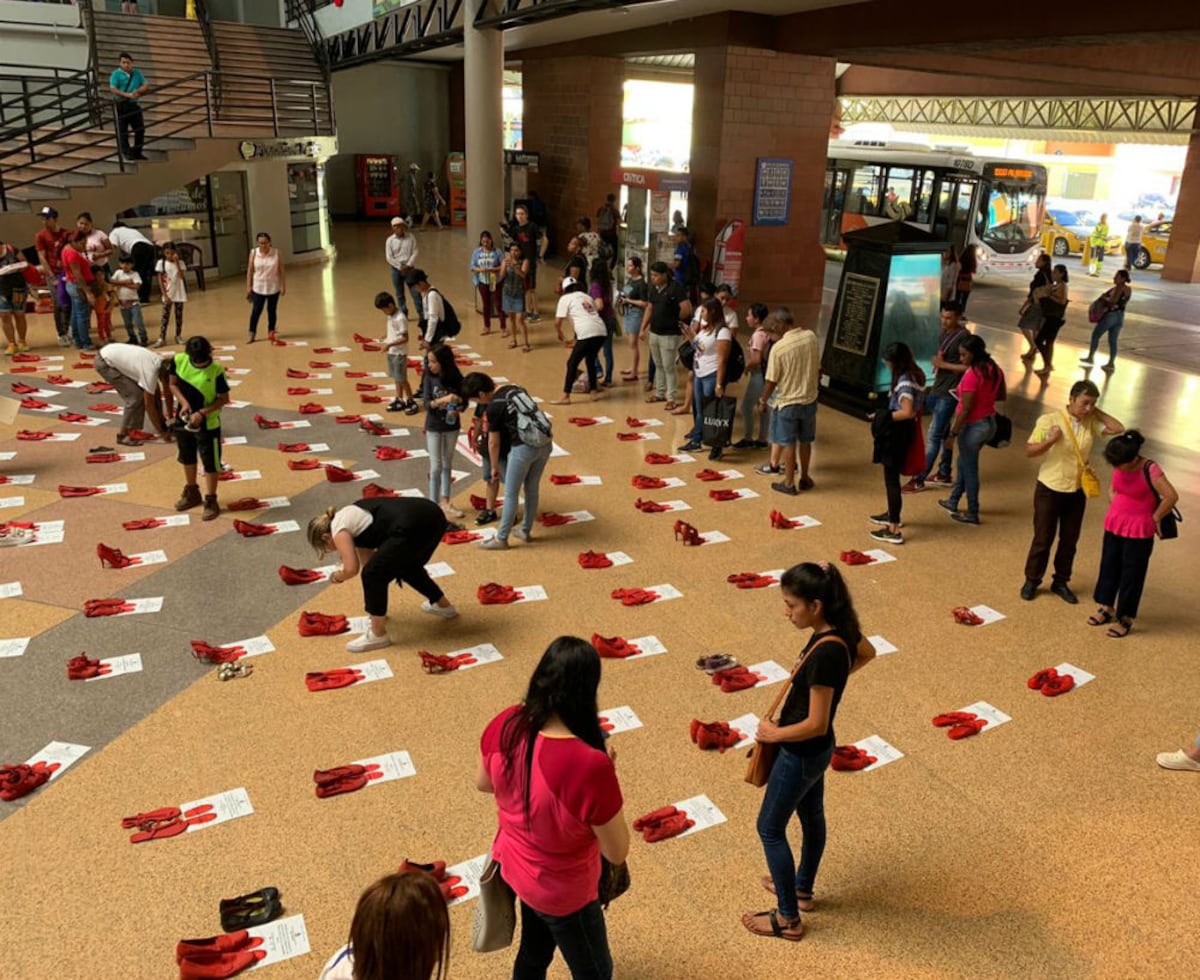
[477,636,629,979]
[1088,430,1179,638]
[940,335,1005,525]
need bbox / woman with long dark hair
[869,342,925,545]
[422,343,465,518]
[939,334,1005,525]
[745,562,875,942]
[245,231,284,343]
[677,297,732,458]
[1033,263,1069,377]
[588,256,619,387]
[1018,251,1051,363]
[470,229,505,336]
[1081,268,1132,372]
[550,278,607,405]
[477,636,629,979]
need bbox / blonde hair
[307,506,336,555]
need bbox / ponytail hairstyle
[780,562,861,640]
[700,298,724,332]
[348,872,449,980]
[882,340,926,389]
[959,334,1000,384]
[1103,428,1144,468]
[307,505,337,555]
[500,636,606,822]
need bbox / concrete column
[1162,115,1200,282]
[464,0,503,244]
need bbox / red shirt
[61,244,93,285]
[35,227,70,274]
[481,706,622,916]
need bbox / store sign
[504,150,540,171]
[611,167,691,193]
[238,138,335,161]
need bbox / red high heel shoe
[673,520,703,546]
[97,543,141,568]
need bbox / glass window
[846,165,882,216]
[912,169,935,223]
[980,182,1042,246]
[882,167,915,220]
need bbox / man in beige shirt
[757,307,820,494]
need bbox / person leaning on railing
[110,52,148,160]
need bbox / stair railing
[192,0,222,110]
[75,0,103,124]
[289,0,335,131]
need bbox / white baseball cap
[391,216,406,226]
[561,276,577,291]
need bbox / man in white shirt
[385,217,421,316]
[93,341,172,445]
[406,268,445,347]
[107,221,156,302]
[1123,215,1144,276]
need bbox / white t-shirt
[385,310,408,354]
[84,229,111,265]
[331,504,372,540]
[155,258,188,302]
[693,325,733,378]
[317,945,354,980]
[422,288,445,344]
[107,226,152,254]
[555,291,607,341]
[109,269,142,303]
[98,342,164,393]
[1124,222,1143,244]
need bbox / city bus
[821,141,1048,277]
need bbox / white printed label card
[125,549,167,567]
[728,713,761,749]
[1,474,35,485]
[852,735,905,772]
[114,596,164,616]
[716,469,744,479]
[555,475,602,485]
[862,548,897,564]
[1053,662,1096,688]
[650,476,687,489]
[968,605,1006,626]
[557,510,595,524]
[747,660,790,687]
[225,635,276,660]
[599,705,643,736]
[263,521,300,535]
[277,420,312,430]
[424,561,455,579]
[644,584,682,604]
[0,581,24,599]
[222,436,248,446]
[656,499,691,513]
[220,470,262,483]
[0,496,25,509]
[148,514,191,528]
[85,653,143,681]
[96,483,129,496]
[341,659,393,685]
[28,740,90,780]
[867,634,898,655]
[603,551,634,567]
[674,794,727,839]
[671,453,696,463]
[550,442,570,458]
[624,430,660,441]
[445,853,490,908]
[958,701,1012,733]
[0,637,31,658]
[36,432,82,442]
[513,585,549,604]
[625,635,667,661]
[778,514,821,529]
[255,496,292,511]
[247,914,311,972]
[626,417,664,428]
[449,642,504,671]
[351,749,416,786]
[181,786,254,832]
[697,530,730,546]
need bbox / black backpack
[429,290,461,340]
[724,335,746,385]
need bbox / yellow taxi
[1132,221,1170,269]
[1041,209,1123,258]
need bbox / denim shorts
[0,287,25,313]
[386,350,408,381]
[770,401,817,445]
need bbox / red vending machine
[355,154,400,218]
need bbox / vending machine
[355,154,400,218]
[445,152,467,227]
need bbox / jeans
[740,369,767,442]
[687,371,718,441]
[64,280,92,349]
[919,392,956,482]
[756,744,833,919]
[512,897,612,980]
[390,267,423,318]
[648,332,679,401]
[426,429,457,501]
[563,336,604,396]
[1087,309,1125,362]
[119,304,147,344]
[498,441,552,542]
[1125,243,1140,273]
[248,291,279,335]
[1024,481,1087,586]
[601,331,615,384]
[947,416,996,518]
[95,352,144,432]
[1094,530,1154,620]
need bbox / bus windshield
[979,181,1044,248]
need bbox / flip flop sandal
[742,910,805,941]
[760,877,816,911]
[1106,617,1133,638]
[1087,608,1115,626]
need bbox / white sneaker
[1156,750,1200,772]
[442,502,465,519]
[513,528,531,543]
[57,334,71,347]
[479,536,508,550]
[153,337,165,348]
[346,630,393,653]
[421,600,458,619]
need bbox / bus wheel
[1052,237,1070,257]
[1133,247,1151,270]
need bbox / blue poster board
[753,157,793,226]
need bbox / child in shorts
[374,291,419,415]
[110,253,147,345]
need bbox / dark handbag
[1144,460,1181,539]
[598,858,630,909]
[677,338,696,371]
[986,413,1012,449]
[700,395,737,448]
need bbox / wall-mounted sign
[753,157,793,226]
[504,150,540,171]
[611,167,691,193]
[238,137,337,162]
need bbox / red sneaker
[578,551,613,569]
[233,520,275,537]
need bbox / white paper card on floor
[345,659,393,684]
[424,561,455,579]
[644,584,682,603]
[728,714,761,749]
[28,740,90,779]
[672,453,696,463]
[115,596,164,616]
[867,635,898,655]
[221,470,262,482]
[126,550,167,567]
[558,510,595,524]
[86,653,143,681]
[674,794,727,839]
[756,569,784,588]
[0,581,24,599]
[115,452,146,462]
[782,514,821,529]
[257,496,292,510]
[24,403,66,413]
[561,475,602,485]
[312,564,340,582]
[862,548,897,564]
[579,416,614,425]
[514,585,549,603]
[0,496,25,508]
[352,750,416,785]
[550,442,570,458]
[628,418,663,427]
[0,637,30,658]
[747,661,790,686]
[450,642,504,671]
[624,635,666,660]
[848,735,904,772]
[717,469,744,479]
[605,551,634,567]
[227,367,252,375]
[698,530,730,546]
[600,706,643,735]
[445,853,490,908]
[181,787,254,832]
[226,400,251,409]
[2,474,35,485]
[228,635,276,659]
[652,477,686,489]
[629,431,661,441]
[264,521,300,534]
[303,443,331,452]
[246,914,311,972]
[222,436,248,446]
[96,483,128,496]
[150,514,191,527]
[21,520,65,547]
[0,452,15,460]
[959,701,1011,732]
[968,604,1006,625]
[39,433,82,442]
[1053,662,1096,687]
[277,420,312,430]
[657,500,691,513]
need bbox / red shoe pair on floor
[375,446,410,460]
[694,469,725,482]
[952,606,984,626]
[306,668,365,692]
[631,474,667,489]
[335,414,363,424]
[539,512,574,526]
[17,430,52,440]
[60,484,103,497]
[253,414,281,429]
[362,420,390,437]
[228,497,266,512]
[840,549,874,566]
[313,763,383,798]
[0,761,60,801]
[345,372,369,379]
[610,587,658,606]
[356,382,383,391]
[67,654,110,680]
[85,381,114,392]
[591,634,641,658]
[285,368,311,379]
[233,520,275,537]
[298,402,325,414]
[616,432,644,441]
[308,361,333,369]
[831,744,877,771]
[726,572,776,589]
[1028,667,1075,697]
[625,417,647,428]
[478,582,523,604]
[19,397,49,409]
[58,412,89,424]
[711,665,765,693]
[644,453,675,464]
[286,387,313,396]
[568,416,598,426]
[325,464,356,483]
[98,543,141,568]
[397,859,469,901]
[191,641,246,665]
[633,806,694,842]
[363,483,399,498]
[419,650,478,673]
[635,498,670,513]
[673,520,703,546]
[123,518,166,530]
[10,382,39,394]
[690,719,744,753]
[278,566,324,586]
[578,550,613,569]
[298,611,349,636]
[122,803,216,843]
[770,510,800,529]
[443,529,481,545]
[709,488,740,502]
[550,474,581,485]
[361,394,385,404]
[86,452,122,464]
[84,597,135,617]
[469,494,489,510]
[277,441,309,452]
[287,458,321,471]
[932,712,987,739]
[176,931,266,978]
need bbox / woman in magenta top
[477,636,629,980]
[1088,430,1179,638]
[939,334,1005,525]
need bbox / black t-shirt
[513,222,541,265]
[778,629,856,757]
[483,384,520,458]
[931,327,969,397]
[646,279,688,336]
[349,496,447,549]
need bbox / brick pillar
[1162,118,1200,282]
[521,56,624,256]
[690,46,837,322]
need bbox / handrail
[192,0,222,110]
[290,0,332,89]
